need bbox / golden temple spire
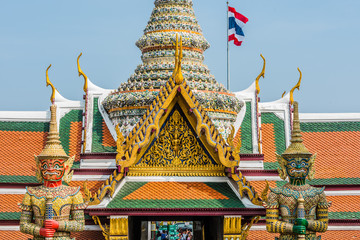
[46,64,56,104]
[289,68,302,105]
[255,54,266,94]
[77,53,88,92]
[37,104,68,160]
[281,101,311,157]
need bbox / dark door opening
[129,216,223,240]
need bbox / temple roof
[101,0,241,139]
[106,179,247,209]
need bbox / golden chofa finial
[290,68,302,105]
[46,64,56,104]
[77,53,88,92]
[255,54,266,94]
[282,91,286,98]
[172,34,184,85]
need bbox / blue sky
[0,0,359,112]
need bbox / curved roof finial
[46,64,56,104]
[290,68,302,105]
[173,34,184,85]
[255,54,266,94]
[77,53,88,92]
[282,91,286,98]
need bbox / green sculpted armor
[264,102,330,240]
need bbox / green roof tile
[264,162,279,170]
[0,212,21,220]
[240,101,253,154]
[0,175,37,183]
[300,121,360,133]
[0,121,49,132]
[107,182,245,209]
[92,98,116,153]
[262,112,286,155]
[273,178,360,187]
[329,212,360,219]
[59,109,83,155]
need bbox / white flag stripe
[228,11,246,28]
[228,29,245,42]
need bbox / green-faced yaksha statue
[264,102,330,240]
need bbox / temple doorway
[129,216,223,240]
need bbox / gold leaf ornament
[63,155,75,184]
[276,153,287,180]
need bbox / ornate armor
[264,102,330,240]
[19,104,86,239]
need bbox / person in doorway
[161,230,168,240]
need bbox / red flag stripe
[228,34,243,46]
[228,6,248,24]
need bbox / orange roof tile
[102,121,116,147]
[247,230,277,239]
[71,231,105,240]
[0,231,32,239]
[262,123,277,163]
[250,180,277,196]
[327,195,360,212]
[247,230,360,240]
[0,230,105,240]
[0,131,47,176]
[233,127,241,147]
[69,181,105,195]
[123,182,229,200]
[69,121,83,162]
[0,194,24,213]
[302,131,360,179]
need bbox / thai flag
[228,6,248,46]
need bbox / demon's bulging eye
[290,162,296,167]
[301,162,306,167]
[42,163,48,170]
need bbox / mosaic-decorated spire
[282,101,312,157]
[102,0,242,138]
[37,105,68,160]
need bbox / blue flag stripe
[228,17,245,37]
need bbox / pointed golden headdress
[35,104,74,183]
[37,105,68,160]
[281,101,312,158]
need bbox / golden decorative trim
[89,169,123,205]
[224,216,242,234]
[282,91,286,98]
[231,172,262,206]
[112,89,160,95]
[290,68,302,105]
[203,108,237,115]
[142,46,203,54]
[128,166,225,177]
[240,216,260,240]
[146,29,201,35]
[83,180,92,202]
[110,217,128,238]
[109,106,149,113]
[195,90,235,97]
[45,64,55,104]
[255,54,266,94]
[172,34,184,85]
[261,180,270,202]
[77,52,88,93]
[93,216,109,240]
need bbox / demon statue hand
[264,102,330,240]
[19,105,87,240]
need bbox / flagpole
[226,1,230,90]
